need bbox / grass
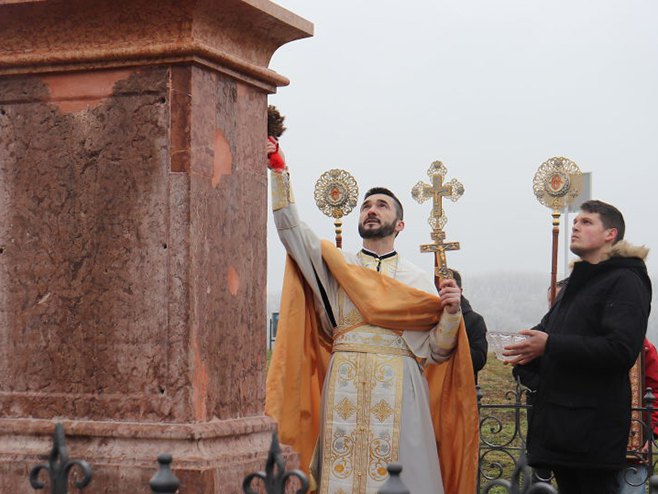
[479,354,525,433]
[479,354,519,401]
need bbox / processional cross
[411,161,464,280]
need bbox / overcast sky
[265,0,658,293]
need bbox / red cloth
[644,339,658,436]
[267,136,286,171]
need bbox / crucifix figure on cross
[411,160,464,280]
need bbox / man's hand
[439,278,461,315]
[266,137,286,171]
[503,329,548,365]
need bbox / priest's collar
[360,248,398,260]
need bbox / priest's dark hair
[363,187,404,220]
[449,269,462,289]
[267,105,286,138]
[580,200,625,243]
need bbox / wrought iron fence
[25,380,658,493]
[478,381,534,492]
[478,379,658,493]
[27,423,183,494]
[242,431,308,494]
[26,423,414,494]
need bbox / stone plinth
[0,1,312,492]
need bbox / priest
[264,140,478,494]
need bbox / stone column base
[0,416,300,493]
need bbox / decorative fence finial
[377,463,410,494]
[149,454,180,493]
[242,431,308,494]
[29,423,92,494]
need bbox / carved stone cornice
[0,0,313,91]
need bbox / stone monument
[0,0,312,492]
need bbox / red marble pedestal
[0,1,312,492]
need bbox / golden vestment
[266,241,478,493]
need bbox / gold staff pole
[314,169,359,248]
[532,157,583,305]
[411,161,464,289]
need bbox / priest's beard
[358,219,397,239]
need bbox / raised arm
[267,139,338,329]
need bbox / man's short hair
[580,200,625,243]
[364,187,404,220]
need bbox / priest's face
[358,194,404,239]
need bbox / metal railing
[25,381,658,493]
[242,431,308,494]
[26,423,412,494]
[478,380,658,493]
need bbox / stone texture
[0,0,312,492]
[0,67,175,422]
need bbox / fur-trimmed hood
[604,240,649,261]
[568,240,652,298]
[570,240,650,268]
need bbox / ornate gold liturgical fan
[314,170,359,248]
[532,156,582,304]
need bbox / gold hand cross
[411,161,464,279]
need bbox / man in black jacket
[450,269,488,381]
[505,200,652,494]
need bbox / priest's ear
[394,219,405,237]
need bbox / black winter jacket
[461,296,488,380]
[522,242,652,470]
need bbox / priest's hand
[266,137,286,171]
[503,329,548,365]
[438,278,461,315]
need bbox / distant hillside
[464,271,550,333]
[464,271,658,344]
[268,271,658,344]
